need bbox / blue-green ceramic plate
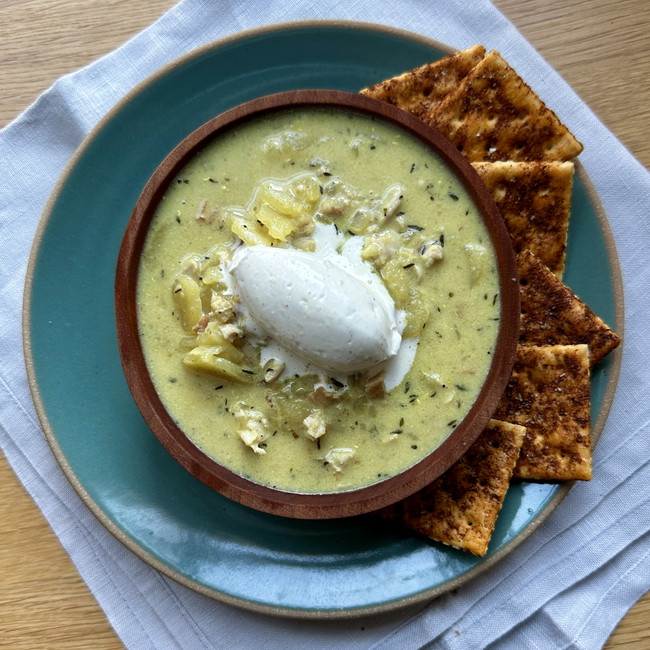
[24,21,623,618]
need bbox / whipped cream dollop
[229,243,402,374]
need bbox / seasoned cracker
[495,344,592,481]
[517,249,621,365]
[427,50,584,162]
[377,419,526,557]
[473,161,574,278]
[359,45,486,121]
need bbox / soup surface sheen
[137,107,500,493]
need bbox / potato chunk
[227,209,278,246]
[172,274,203,332]
[183,347,255,384]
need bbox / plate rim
[22,19,625,619]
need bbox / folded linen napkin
[1,1,649,648]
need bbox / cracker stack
[362,47,583,162]
[365,46,620,556]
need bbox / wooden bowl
[115,89,519,519]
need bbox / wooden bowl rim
[115,89,519,519]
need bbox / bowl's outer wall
[115,89,520,519]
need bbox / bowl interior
[115,89,519,519]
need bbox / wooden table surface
[1,1,648,647]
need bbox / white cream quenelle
[228,245,402,374]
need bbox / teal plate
[24,21,623,618]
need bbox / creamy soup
[137,107,500,493]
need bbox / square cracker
[495,344,592,481]
[517,249,621,365]
[427,50,584,162]
[472,161,574,278]
[359,45,486,121]
[377,419,526,557]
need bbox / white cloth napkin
[2,0,649,648]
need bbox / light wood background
[1,1,648,647]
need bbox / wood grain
[495,0,650,171]
[1,1,647,648]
